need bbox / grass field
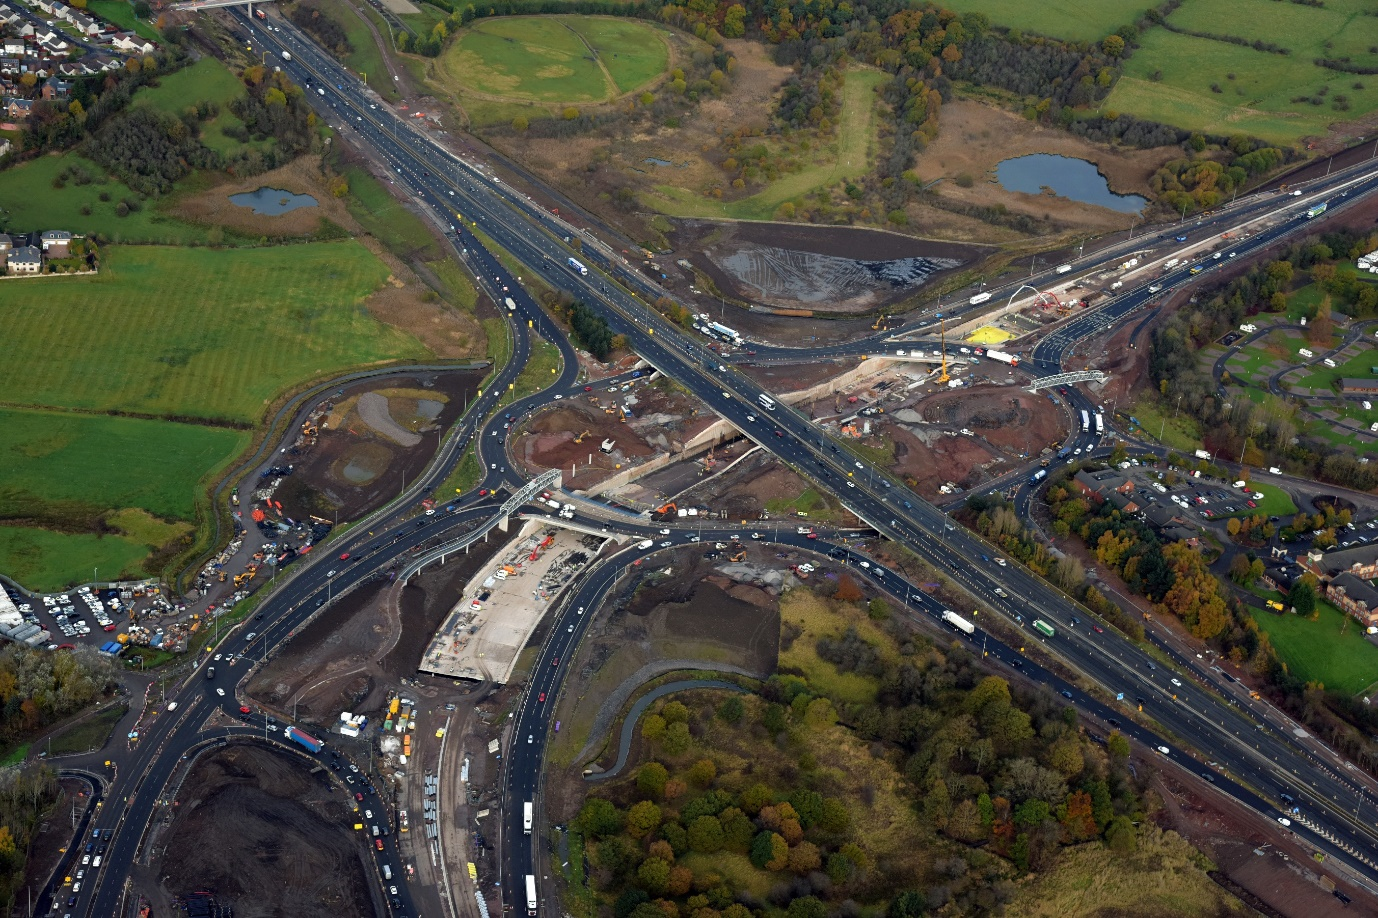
[47,704,128,756]
[343,165,443,260]
[0,407,248,522]
[935,0,1140,42]
[0,154,213,245]
[1130,397,1203,452]
[1217,481,1296,518]
[87,0,160,41]
[439,16,668,104]
[130,58,264,155]
[1107,2,1378,145]
[1250,598,1378,695]
[778,590,894,705]
[0,526,153,592]
[650,68,883,221]
[0,243,427,424]
[314,0,401,103]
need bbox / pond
[996,154,1146,214]
[229,187,319,216]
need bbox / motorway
[60,11,1378,916]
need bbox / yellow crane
[936,314,950,384]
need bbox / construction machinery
[871,314,888,331]
[573,429,591,444]
[729,551,746,562]
[936,314,950,385]
[654,502,677,517]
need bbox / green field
[47,704,129,755]
[1107,2,1378,145]
[649,68,884,221]
[439,16,669,104]
[0,154,213,245]
[0,243,427,424]
[87,0,160,41]
[0,526,154,592]
[130,58,264,155]
[1131,396,1203,452]
[934,0,1137,41]
[343,165,443,260]
[1251,599,1378,695]
[0,407,247,523]
[1218,481,1296,519]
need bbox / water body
[229,187,319,216]
[996,154,1146,214]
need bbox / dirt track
[148,744,376,918]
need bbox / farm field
[0,155,214,245]
[1249,598,1378,695]
[1107,6,1378,145]
[649,68,884,221]
[0,243,427,425]
[437,16,669,105]
[935,0,1137,42]
[0,407,248,524]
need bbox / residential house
[6,245,41,273]
[1325,572,1378,627]
[1300,544,1378,581]
[1162,525,1200,549]
[110,32,154,54]
[1,38,24,56]
[40,230,72,256]
[40,77,69,100]
[4,97,32,120]
[67,12,99,36]
[0,233,11,255]
[1073,469,1135,501]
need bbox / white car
[216,688,225,697]
[1156,745,1170,755]
[1277,817,1291,827]
[1170,678,1182,687]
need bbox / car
[327,570,337,577]
[1092,625,1104,633]
[568,623,575,631]
[994,587,1007,598]
[376,839,385,850]
[1156,745,1170,755]
[1060,690,1073,699]
[746,414,757,422]
[584,385,592,391]
[846,481,855,488]
[554,394,563,400]
[775,430,784,437]
[659,528,670,535]
[1170,678,1182,687]
[356,792,364,801]
[527,734,533,744]
[538,692,546,702]
[82,855,90,865]
[214,653,222,661]
[1277,817,1291,827]
[552,656,559,666]
[216,688,225,697]
[339,552,351,561]
[239,706,251,715]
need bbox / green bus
[1033,619,1055,638]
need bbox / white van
[383,865,392,880]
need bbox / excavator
[573,429,592,444]
[654,502,677,517]
[729,551,746,562]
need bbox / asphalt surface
[62,13,1378,916]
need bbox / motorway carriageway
[244,12,1378,893]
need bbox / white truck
[504,297,517,311]
[941,610,976,635]
[567,257,588,276]
[1194,449,1211,460]
[1055,264,1071,274]
[523,801,533,834]
[968,291,992,306]
[987,350,1018,366]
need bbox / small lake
[996,154,1146,214]
[229,187,319,216]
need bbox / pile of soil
[152,745,375,918]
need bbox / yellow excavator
[573,429,592,444]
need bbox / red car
[339,552,351,561]
[552,657,560,667]
[1092,625,1104,634]
[806,532,818,539]
[375,839,384,850]
[538,692,546,702]
[239,706,251,715]
[479,488,489,497]
[356,792,364,801]
[584,385,592,391]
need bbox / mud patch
[148,744,374,918]
[717,242,961,310]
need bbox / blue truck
[286,726,324,754]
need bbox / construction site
[418,523,609,684]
